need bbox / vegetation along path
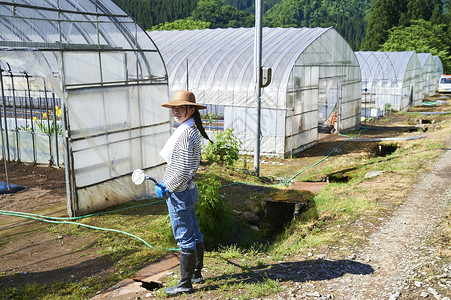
[235,138,451,300]
[271,140,451,299]
[314,141,451,299]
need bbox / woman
[155,90,212,296]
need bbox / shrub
[203,128,241,166]
[196,174,235,250]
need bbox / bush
[196,174,235,250]
[203,128,241,166]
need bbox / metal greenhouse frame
[355,51,423,116]
[0,0,170,216]
[150,27,362,157]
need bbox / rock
[306,291,321,297]
[250,225,259,231]
[244,200,262,215]
[389,292,400,300]
[365,171,384,179]
[244,211,259,225]
[233,209,243,216]
[427,287,439,297]
[420,292,429,298]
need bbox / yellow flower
[55,106,62,118]
[42,113,47,119]
[33,116,38,122]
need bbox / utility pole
[254,0,262,177]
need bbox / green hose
[0,200,180,252]
[1,199,166,221]
[284,127,368,184]
[1,126,369,251]
[1,210,155,248]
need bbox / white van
[438,74,451,93]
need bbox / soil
[0,163,117,291]
[0,96,450,299]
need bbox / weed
[240,278,282,298]
[222,265,237,275]
[256,259,266,268]
[219,244,243,259]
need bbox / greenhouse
[150,27,362,157]
[355,51,423,118]
[434,56,444,80]
[0,0,170,216]
[417,53,438,96]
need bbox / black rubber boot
[165,251,195,296]
[192,242,204,284]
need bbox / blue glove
[154,181,168,198]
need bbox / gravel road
[275,140,451,300]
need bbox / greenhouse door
[318,76,344,132]
[409,86,413,106]
[336,81,343,133]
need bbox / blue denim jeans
[166,185,204,252]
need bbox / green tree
[429,4,443,25]
[407,0,441,22]
[380,19,451,72]
[191,0,254,28]
[264,0,371,50]
[361,0,408,50]
[150,19,211,31]
[115,0,199,30]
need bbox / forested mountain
[225,0,281,13]
[114,0,198,30]
[115,0,451,71]
[115,0,370,49]
[364,0,451,71]
[361,0,443,50]
[263,0,371,49]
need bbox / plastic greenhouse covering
[434,56,444,79]
[150,27,362,157]
[0,0,170,216]
[417,53,438,96]
[355,51,423,118]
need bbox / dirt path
[274,139,451,299]
[333,143,450,299]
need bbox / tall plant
[203,128,241,166]
[196,174,235,249]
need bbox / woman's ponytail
[193,110,213,143]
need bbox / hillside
[114,0,370,50]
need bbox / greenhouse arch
[355,51,423,116]
[0,0,170,216]
[433,56,444,82]
[417,53,438,97]
[150,27,362,157]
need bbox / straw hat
[162,90,206,109]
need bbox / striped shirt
[162,125,201,192]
